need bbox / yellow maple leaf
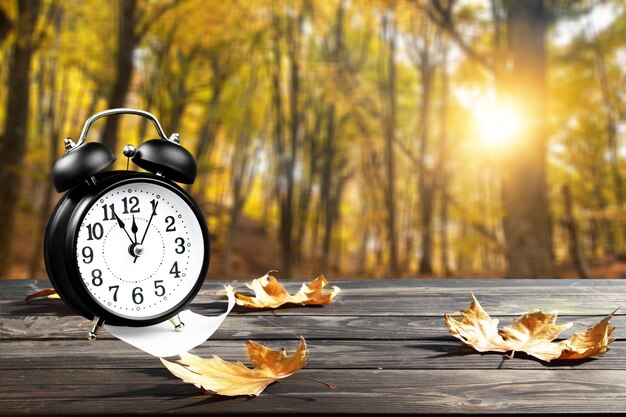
[24,288,60,303]
[445,294,616,362]
[160,337,309,396]
[558,313,616,360]
[231,273,340,308]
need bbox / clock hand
[111,208,135,246]
[131,215,138,244]
[111,207,139,261]
[139,201,159,245]
[134,201,158,263]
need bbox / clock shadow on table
[12,299,76,316]
[190,300,325,315]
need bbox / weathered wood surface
[1,278,625,415]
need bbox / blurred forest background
[0,0,625,280]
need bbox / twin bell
[52,108,197,193]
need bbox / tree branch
[0,6,12,44]
[425,0,496,74]
[136,0,181,40]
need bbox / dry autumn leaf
[445,294,616,362]
[24,288,60,303]
[161,337,309,396]
[230,273,340,309]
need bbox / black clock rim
[46,171,210,327]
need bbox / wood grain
[4,290,624,317]
[2,339,625,371]
[3,368,626,415]
[2,313,621,341]
[1,278,625,415]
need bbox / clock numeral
[132,287,144,304]
[108,285,119,302]
[101,203,116,221]
[150,199,158,215]
[91,269,103,286]
[175,237,185,254]
[86,223,103,240]
[169,261,181,278]
[154,280,165,297]
[82,246,93,264]
[165,216,176,232]
[122,196,140,214]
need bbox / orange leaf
[24,288,60,303]
[445,294,616,362]
[558,310,616,360]
[232,273,340,308]
[160,337,309,396]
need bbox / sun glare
[473,95,522,149]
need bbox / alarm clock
[44,108,210,340]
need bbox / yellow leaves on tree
[445,294,616,362]
[161,337,309,396]
[230,273,341,309]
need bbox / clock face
[74,181,205,320]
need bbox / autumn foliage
[161,337,310,396]
[445,295,616,362]
[231,273,341,309]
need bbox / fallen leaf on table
[161,337,309,396]
[231,273,340,309]
[24,288,60,303]
[559,312,616,360]
[445,294,616,362]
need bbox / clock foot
[88,316,105,341]
[169,314,185,332]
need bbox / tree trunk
[0,0,41,276]
[357,217,369,275]
[500,0,553,278]
[321,106,335,272]
[592,33,623,254]
[280,12,303,278]
[223,72,257,275]
[438,42,452,277]
[192,67,225,204]
[562,184,591,278]
[416,46,435,275]
[0,7,12,44]
[382,13,399,278]
[101,0,138,152]
[30,17,69,278]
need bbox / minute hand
[139,201,159,245]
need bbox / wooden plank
[2,368,626,415]
[3,291,624,317]
[1,313,620,341]
[2,339,625,371]
[4,278,626,300]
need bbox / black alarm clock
[44,108,210,340]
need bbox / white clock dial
[75,181,205,319]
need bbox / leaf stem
[286,376,335,390]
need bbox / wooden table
[2,279,626,415]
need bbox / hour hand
[111,208,135,246]
[113,209,126,230]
